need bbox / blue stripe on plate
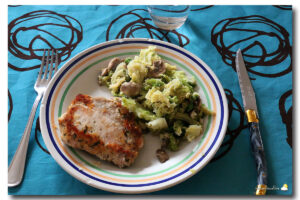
[45,40,225,187]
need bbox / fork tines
[38,49,59,82]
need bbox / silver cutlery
[235,49,267,195]
[8,49,59,187]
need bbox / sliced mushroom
[101,57,123,76]
[156,148,169,163]
[120,82,141,97]
[101,68,109,76]
[148,60,166,78]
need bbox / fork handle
[8,93,43,187]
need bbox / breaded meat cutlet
[58,94,144,168]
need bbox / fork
[8,49,59,187]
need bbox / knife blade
[235,49,268,195]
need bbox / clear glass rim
[147,5,190,13]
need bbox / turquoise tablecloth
[8,5,292,195]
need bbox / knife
[235,49,267,195]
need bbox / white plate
[40,38,228,194]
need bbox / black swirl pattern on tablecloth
[106,9,190,47]
[8,10,83,71]
[273,5,292,10]
[191,5,214,11]
[211,15,292,78]
[8,90,13,122]
[211,89,248,162]
[279,89,292,148]
[35,117,50,155]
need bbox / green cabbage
[99,46,214,152]
[145,88,175,116]
[143,78,165,90]
[174,112,198,125]
[163,79,192,103]
[98,71,113,87]
[121,97,156,121]
[172,71,196,87]
[185,125,203,142]
[127,59,148,84]
[109,62,126,92]
[124,58,132,65]
[168,134,179,151]
[138,46,161,66]
[146,118,168,131]
[201,104,215,116]
[173,120,184,136]
[127,46,162,83]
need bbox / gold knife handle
[246,110,268,195]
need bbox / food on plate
[58,94,144,168]
[99,46,214,163]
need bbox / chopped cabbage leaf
[138,46,161,66]
[145,88,175,116]
[109,62,126,92]
[127,59,148,84]
[185,125,203,142]
[121,97,156,121]
[146,118,168,131]
[163,79,192,103]
[173,120,184,136]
